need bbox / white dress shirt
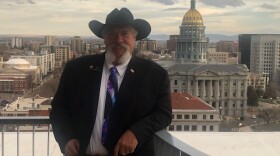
[86,56,131,155]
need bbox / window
[177,114,182,119]
[203,115,206,119]
[177,125,182,131]
[172,114,174,119]
[192,115,197,119]
[210,115,214,119]
[202,125,207,131]
[184,125,190,131]
[210,126,214,131]
[192,125,197,131]
[174,80,177,85]
[169,125,174,131]
[184,115,190,119]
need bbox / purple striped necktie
[101,66,118,145]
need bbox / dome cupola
[182,0,203,26]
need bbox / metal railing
[154,130,208,156]
[0,117,207,156]
[0,116,51,156]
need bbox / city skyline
[0,0,279,37]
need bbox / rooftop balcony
[0,116,207,156]
[1,117,280,156]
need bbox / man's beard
[105,43,132,66]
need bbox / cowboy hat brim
[88,8,151,40]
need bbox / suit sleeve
[129,69,172,148]
[49,62,77,153]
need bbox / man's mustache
[109,43,129,50]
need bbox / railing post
[47,125,50,156]
[1,125,4,156]
[17,125,19,156]
[32,125,35,156]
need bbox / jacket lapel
[87,54,105,116]
[116,56,137,104]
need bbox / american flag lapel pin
[130,69,134,73]
[89,65,93,70]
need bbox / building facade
[175,0,208,63]
[137,39,157,52]
[11,37,23,48]
[247,72,269,91]
[249,34,280,84]
[45,35,56,46]
[168,92,220,132]
[11,51,55,77]
[40,45,73,66]
[168,64,249,117]
[216,40,238,53]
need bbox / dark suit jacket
[49,53,172,156]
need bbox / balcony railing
[0,116,207,156]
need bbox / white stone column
[187,77,191,93]
[194,80,199,97]
[200,80,205,99]
[208,80,212,99]
[214,80,219,98]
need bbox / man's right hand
[64,139,80,156]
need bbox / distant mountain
[206,34,238,42]
[148,34,238,42]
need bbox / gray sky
[0,0,279,37]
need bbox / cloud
[163,7,187,11]
[17,0,36,4]
[260,3,277,10]
[149,0,178,5]
[198,0,245,8]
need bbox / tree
[263,82,277,99]
[247,86,258,108]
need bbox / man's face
[104,26,137,59]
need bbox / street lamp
[219,107,222,119]
[238,123,242,132]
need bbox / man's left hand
[114,130,138,156]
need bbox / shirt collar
[105,55,132,77]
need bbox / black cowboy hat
[88,8,151,40]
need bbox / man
[50,8,172,156]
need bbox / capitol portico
[168,64,249,117]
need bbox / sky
[0,0,279,37]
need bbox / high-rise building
[70,36,83,54]
[45,35,56,46]
[216,40,238,52]
[11,37,23,48]
[40,45,73,66]
[167,35,179,51]
[239,34,253,70]
[176,0,208,63]
[249,34,280,83]
[137,39,157,52]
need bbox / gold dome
[182,9,203,26]
[182,0,203,26]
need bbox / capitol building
[175,0,208,63]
